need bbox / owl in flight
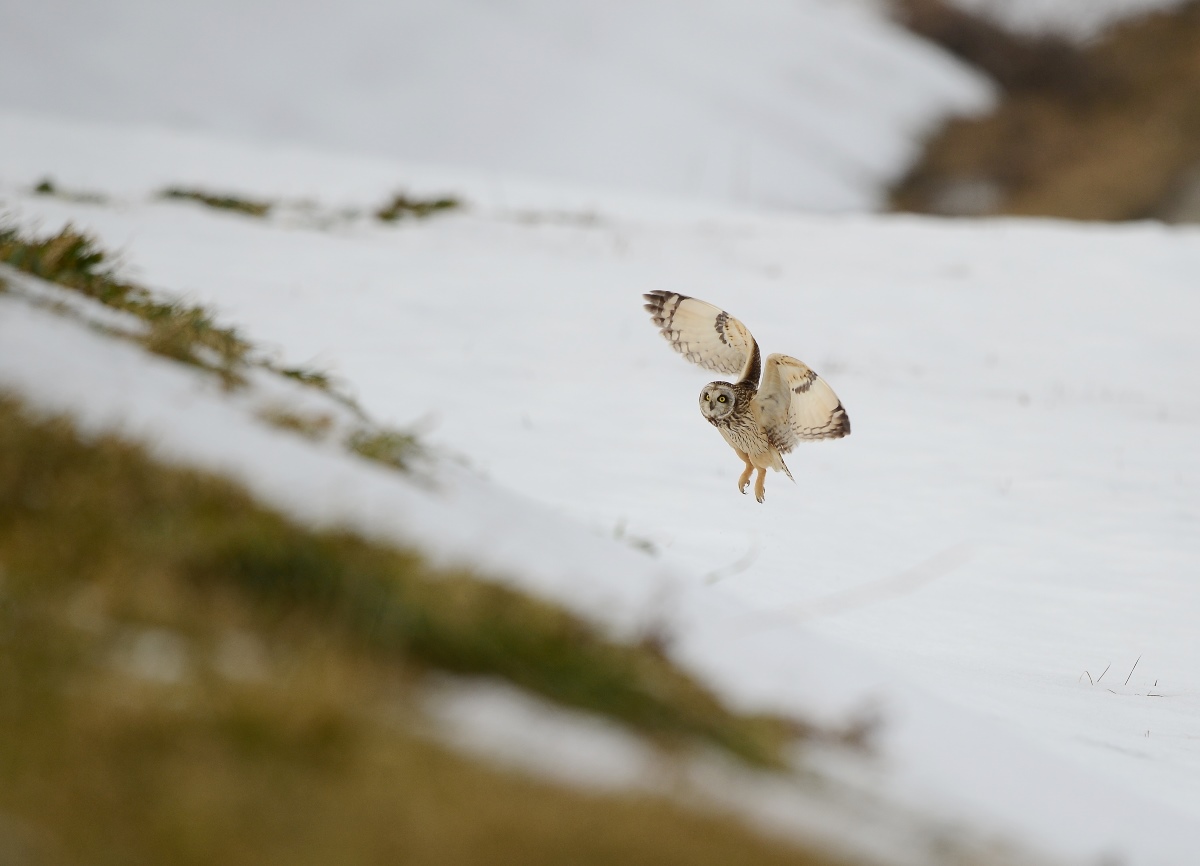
[643,291,849,502]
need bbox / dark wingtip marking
[794,402,850,442]
[713,311,729,345]
[832,403,851,438]
[643,290,690,305]
[644,292,669,326]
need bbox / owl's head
[699,382,737,422]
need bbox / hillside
[2,113,1199,864]
[892,0,1200,221]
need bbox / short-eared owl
[643,291,849,502]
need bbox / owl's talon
[737,456,754,495]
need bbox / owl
[643,290,849,502]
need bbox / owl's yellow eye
[704,393,710,402]
[717,395,727,403]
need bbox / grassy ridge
[0,223,425,468]
[0,222,361,401]
[0,224,251,383]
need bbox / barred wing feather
[643,291,759,383]
[755,354,850,451]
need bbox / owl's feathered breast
[710,382,771,455]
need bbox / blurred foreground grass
[0,396,845,866]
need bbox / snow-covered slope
[0,0,989,212]
[3,115,1200,865]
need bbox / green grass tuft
[346,427,422,470]
[256,407,336,441]
[31,175,109,204]
[375,192,462,222]
[279,365,334,390]
[160,187,274,218]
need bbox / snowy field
[0,0,990,212]
[2,113,1199,864]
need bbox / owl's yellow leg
[736,451,754,495]
[754,468,767,503]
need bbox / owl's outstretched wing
[643,291,760,384]
[754,354,850,451]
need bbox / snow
[3,114,1200,864]
[945,0,1192,39]
[0,0,990,212]
[0,259,1174,866]
[422,677,661,793]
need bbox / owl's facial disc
[699,382,736,421]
